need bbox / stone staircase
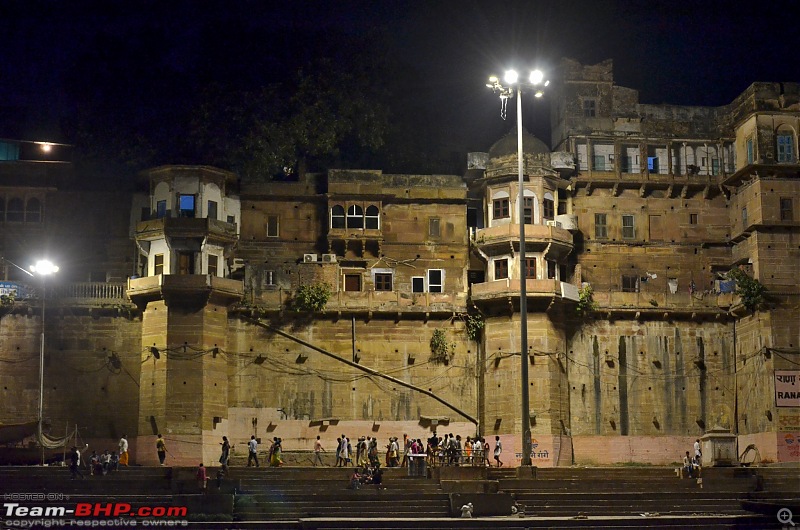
[231,466,450,521]
[0,463,794,529]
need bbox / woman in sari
[270,437,283,467]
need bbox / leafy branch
[464,313,485,342]
[728,268,766,311]
[430,328,455,365]
[576,284,598,316]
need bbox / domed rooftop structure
[488,128,550,159]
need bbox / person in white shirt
[493,436,503,467]
[248,435,259,467]
[118,435,129,466]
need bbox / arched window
[347,205,363,229]
[491,190,510,221]
[331,205,345,228]
[523,190,538,224]
[25,198,41,223]
[6,198,24,222]
[365,205,380,229]
[776,127,796,163]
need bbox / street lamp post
[487,69,548,467]
[30,259,59,466]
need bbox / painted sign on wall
[775,371,800,408]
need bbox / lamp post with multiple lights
[487,68,548,467]
[30,259,59,465]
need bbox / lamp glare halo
[504,70,519,84]
[31,260,59,275]
[530,69,544,85]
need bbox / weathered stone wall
[568,319,735,437]
[0,310,141,438]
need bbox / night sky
[2,0,799,171]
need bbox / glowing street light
[486,67,549,467]
[30,259,59,465]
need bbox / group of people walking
[245,435,284,467]
[312,432,503,468]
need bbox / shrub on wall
[576,284,598,316]
[292,283,332,312]
[728,268,766,311]
[430,328,455,365]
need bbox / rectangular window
[344,274,362,292]
[547,260,557,279]
[156,200,167,219]
[178,194,195,218]
[746,137,754,164]
[622,214,635,239]
[557,198,567,215]
[583,99,596,117]
[595,213,608,239]
[494,259,508,280]
[267,215,279,237]
[227,215,236,225]
[543,198,555,220]
[265,270,276,286]
[523,197,534,224]
[429,218,440,238]
[559,264,568,282]
[466,208,478,228]
[777,134,794,163]
[780,198,793,221]
[622,275,639,293]
[154,254,164,276]
[689,213,698,225]
[207,200,218,220]
[493,198,509,219]
[411,276,425,293]
[647,156,659,173]
[427,269,443,293]
[524,258,537,279]
[207,255,218,277]
[620,156,632,173]
[711,159,720,176]
[178,252,193,274]
[741,207,748,227]
[592,155,605,171]
[374,273,393,291]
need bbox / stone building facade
[0,59,797,466]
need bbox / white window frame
[427,269,444,293]
[411,276,425,293]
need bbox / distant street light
[487,67,549,467]
[30,259,59,466]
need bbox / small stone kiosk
[700,427,737,466]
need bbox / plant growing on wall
[430,328,455,365]
[292,282,332,312]
[576,284,598,316]
[464,312,485,342]
[728,267,766,311]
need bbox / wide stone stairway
[0,463,795,528]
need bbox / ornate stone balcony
[133,217,238,244]
[473,223,573,256]
[470,278,575,302]
[127,274,243,307]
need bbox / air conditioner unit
[321,253,337,263]
[303,254,318,263]
[545,220,562,228]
